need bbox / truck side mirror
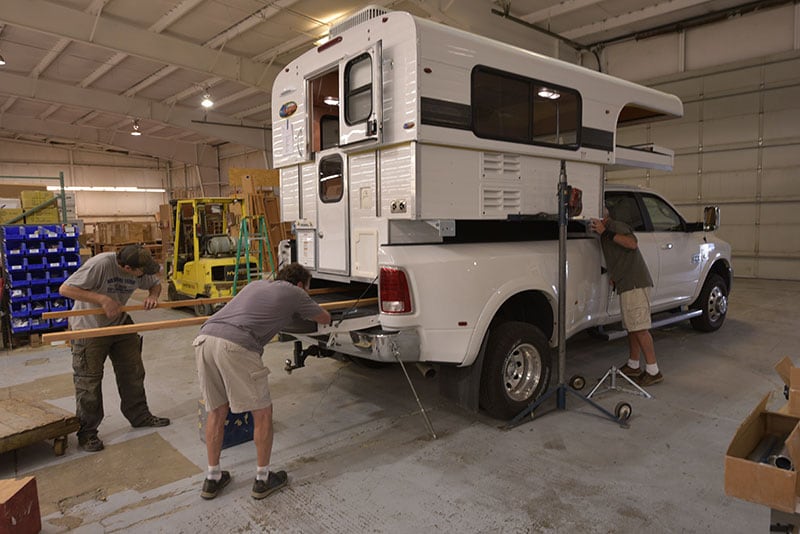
[703,206,720,231]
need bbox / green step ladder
[232,215,275,295]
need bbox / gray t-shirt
[63,252,161,330]
[199,280,325,353]
[600,219,654,293]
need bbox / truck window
[605,192,645,231]
[344,53,372,125]
[472,65,581,149]
[319,154,344,203]
[642,194,684,232]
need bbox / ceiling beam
[0,71,269,149]
[563,0,710,40]
[0,0,283,91]
[0,113,219,169]
[520,0,605,24]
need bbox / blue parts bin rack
[2,224,80,344]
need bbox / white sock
[627,359,640,370]
[256,465,269,481]
[646,363,659,375]
[207,465,221,481]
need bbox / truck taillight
[380,267,412,314]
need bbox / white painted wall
[602,4,800,280]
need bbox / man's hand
[589,218,606,235]
[101,296,123,319]
[143,296,159,310]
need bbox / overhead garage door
[609,55,800,281]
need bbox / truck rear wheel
[690,273,728,332]
[479,321,551,420]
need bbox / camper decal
[279,101,298,118]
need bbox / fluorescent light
[201,93,214,108]
[46,186,166,193]
[323,96,339,106]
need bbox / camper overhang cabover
[272,8,684,282]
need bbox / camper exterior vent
[330,5,390,37]
[481,187,522,214]
[481,152,521,180]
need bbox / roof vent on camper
[329,5,390,37]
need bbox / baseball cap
[117,244,160,275]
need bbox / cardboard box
[0,208,23,224]
[20,190,54,209]
[0,476,41,534]
[725,393,800,512]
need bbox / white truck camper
[273,7,732,419]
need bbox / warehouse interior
[1,0,799,532]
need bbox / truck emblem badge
[279,101,298,118]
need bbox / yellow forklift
[166,198,255,315]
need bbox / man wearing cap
[59,244,170,453]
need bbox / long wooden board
[43,287,360,319]
[41,297,378,343]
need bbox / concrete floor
[1,278,796,533]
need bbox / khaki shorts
[193,334,272,413]
[620,287,652,332]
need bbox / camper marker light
[538,88,561,100]
[323,96,339,106]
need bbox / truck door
[339,42,382,147]
[316,152,349,275]
[640,193,703,305]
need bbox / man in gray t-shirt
[60,245,170,453]
[591,208,662,387]
[194,263,330,501]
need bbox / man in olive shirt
[590,209,662,386]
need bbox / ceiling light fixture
[201,92,214,108]
[323,96,339,106]
[130,119,142,136]
[0,53,5,66]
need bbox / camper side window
[344,54,373,125]
[319,154,344,203]
[472,66,581,150]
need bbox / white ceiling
[0,0,776,166]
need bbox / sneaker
[251,470,288,500]
[619,364,643,378]
[200,471,231,500]
[132,415,171,428]
[78,435,104,452]
[637,371,664,387]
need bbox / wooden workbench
[0,398,79,456]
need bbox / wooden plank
[43,287,361,319]
[41,297,379,343]
[0,399,79,455]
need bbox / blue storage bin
[48,270,69,283]
[27,225,59,239]
[10,301,30,318]
[26,240,45,254]
[3,226,27,240]
[30,316,50,331]
[29,299,48,314]
[27,255,46,271]
[50,317,68,329]
[29,271,48,286]
[9,287,29,300]
[7,271,30,288]
[11,316,30,334]
[45,253,62,268]
[62,224,79,238]
[44,239,62,253]
[6,256,26,272]
[62,253,81,268]
[30,286,48,300]
[48,297,72,312]
[47,282,63,296]
[3,241,26,255]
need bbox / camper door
[339,42,382,147]
[316,152,349,275]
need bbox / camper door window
[344,53,373,125]
[319,154,344,203]
[471,66,581,150]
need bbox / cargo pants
[72,317,153,440]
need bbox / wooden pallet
[0,398,79,456]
